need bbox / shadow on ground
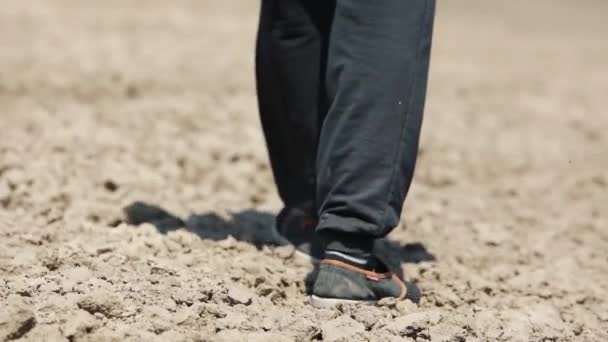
[123,201,436,292]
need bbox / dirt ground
[1,1,607,341]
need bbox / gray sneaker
[311,257,421,308]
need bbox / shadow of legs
[123,201,436,294]
[123,201,282,248]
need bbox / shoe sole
[310,295,377,308]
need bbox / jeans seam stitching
[378,0,433,233]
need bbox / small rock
[103,179,119,192]
[226,286,253,306]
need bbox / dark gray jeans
[256,0,435,254]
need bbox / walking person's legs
[312,0,436,306]
[255,0,334,259]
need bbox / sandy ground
[1,1,607,341]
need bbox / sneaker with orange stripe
[310,251,420,307]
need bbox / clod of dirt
[199,303,227,320]
[341,305,392,331]
[378,297,400,308]
[171,289,203,307]
[41,250,62,271]
[174,305,201,327]
[525,304,566,339]
[226,286,253,306]
[321,315,366,342]
[497,311,534,342]
[217,236,237,250]
[384,311,442,339]
[77,289,129,319]
[144,306,173,335]
[396,299,420,315]
[273,245,295,259]
[60,310,100,340]
[217,312,251,331]
[103,180,119,192]
[429,322,467,342]
[0,297,37,341]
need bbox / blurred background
[0,1,606,341]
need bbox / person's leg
[256,0,328,209]
[311,0,435,306]
[316,0,436,254]
[256,0,334,259]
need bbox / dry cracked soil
[1,0,607,341]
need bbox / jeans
[256,0,436,254]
